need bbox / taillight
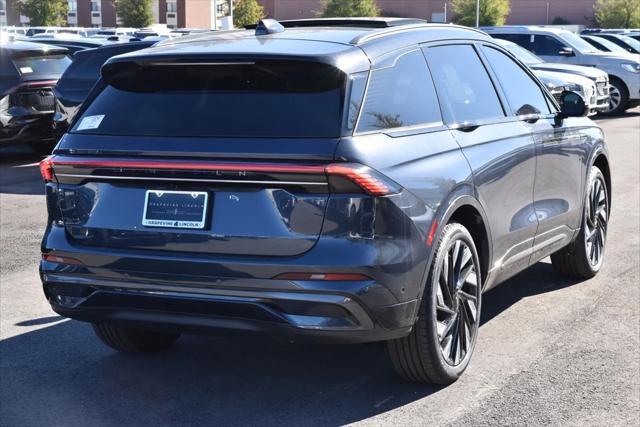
[39,156,55,182]
[274,273,372,281]
[42,254,84,265]
[325,164,395,196]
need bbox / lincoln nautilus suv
[39,18,611,384]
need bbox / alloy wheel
[607,84,622,112]
[435,239,480,367]
[584,176,608,269]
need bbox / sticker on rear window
[77,115,105,131]
[20,67,33,73]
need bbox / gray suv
[484,26,640,115]
[40,19,611,385]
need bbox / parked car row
[1,26,210,151]
[483,26,640,115]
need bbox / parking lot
[0,111,638,426]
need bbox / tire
[387,223,482,384]
[92,323,180,353]
[600,78,629,116]
[551,166,609,279]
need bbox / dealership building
[1,0,599,29]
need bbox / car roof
[105,19,490,74]
[482,25,570,35]
[74,40,156,59]
[0,39,69,55]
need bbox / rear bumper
[0,114,55,145]
[42,274,416,343]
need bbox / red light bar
[20,80,58,89]
[274,273,372,281]
[51,158,326,174]
[49,158,397,196]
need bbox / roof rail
[246,17,428,30]
[350,23,486,45]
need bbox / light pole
[476,0,480,27]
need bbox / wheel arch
[593,152,612,210]
[442,198,492,289]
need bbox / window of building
[90,0,101,12]
[356,50,442,133]
[425,44,505,125]
[67,1,77,13]
[0,0,6,11]
[482,46,551,116]
[167,1,177,13]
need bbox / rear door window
[424,44,505,125]
[492,34,532,49]
[72,60,346,138]
[531,35,567,56]
[481,46,552,115]
[356,49,442,133]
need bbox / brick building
[1,0,599,29]
[1,0,229,29]
[258,0,598,26]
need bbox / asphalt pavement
[1,111,638,426]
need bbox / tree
[551,16,571,25]
[117,0,153,28]
[451,0,510,27]
[17,0,67,26]
[594,0,640,28]
[233,0,265,28]
[321,0,379,18]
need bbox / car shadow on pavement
[480,260,582,326]
[592,110,640,121]
[0,261,585,426]
[0,153,46,195]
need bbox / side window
[356,50,442,133]
[425,44,504,124]
[532,35,567,56]
[494,34,531,49]
[482,46,551,115]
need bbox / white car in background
[493,38,610,115]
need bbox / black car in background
[53,40,157,137]
[1,40,71,153]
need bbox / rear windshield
[12,54,71,77]
[72,60,346,138]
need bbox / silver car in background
[493,39,609,115]
[484,26,640,115]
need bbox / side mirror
[555,91,588,125]
[558,47,575,56]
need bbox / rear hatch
[51,58,354,257]
[8,48,71,115]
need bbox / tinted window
[493,34,532,49]
[482,46,551,115]
[0,52,19,95]
[531,35,567,56]
[425,44,504,124]
[356,50,442,133]
[72,60,346,138]
[11,54,71,77]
